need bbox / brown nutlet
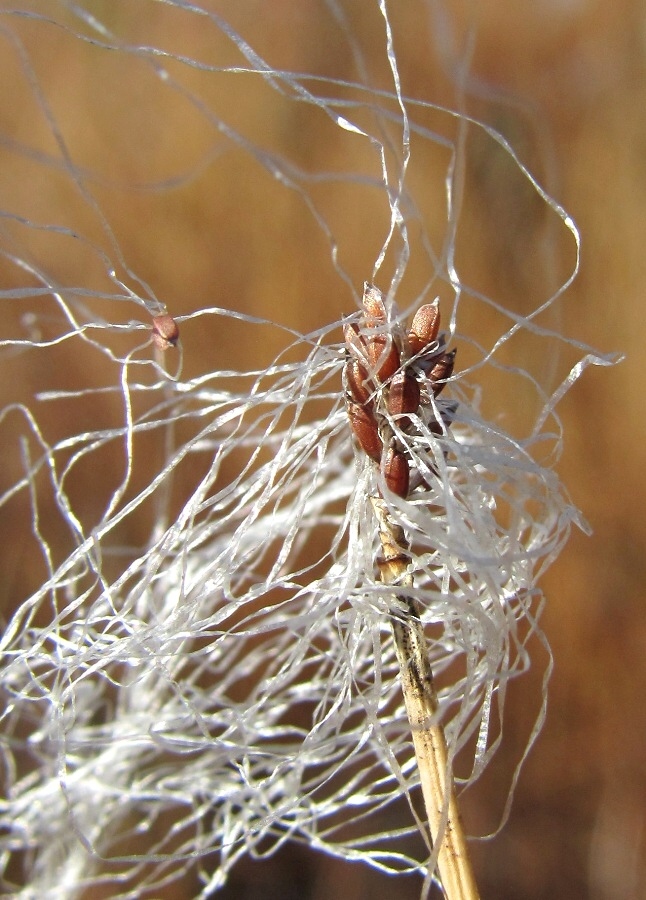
[346,400,383,462]
[343,321,368,361]
[381,446,410,498]
[362,282,387,324]
[387,370,421,417]
[407,300,440,355]
[366,334,400,382]
[429,348,456,396]
[344,358,373,407]
[151,314,179,350]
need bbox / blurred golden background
[0,2,643,898]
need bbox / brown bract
[387,370,421,417]
[427,349,456,396]
[381,446,410,498]
[366,334,400,382]
[345,358,373,408]
[407,299,440,355]
[362,281,388,325]
[346,399,383,462]
[151,314,179,350]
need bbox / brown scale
[366,334,400,382]
[381,446,410,498]
[387,370,421,417]
[407,299,440,355]
[346,400,383,462]
[426,350,456,397]
[151,314,180,350]
[345,358,373,408]
[344,283,457,499]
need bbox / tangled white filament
[0,2,617,898]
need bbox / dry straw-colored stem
[371,498,480,900]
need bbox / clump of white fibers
[0,298,605,898]
[0,2,618,898]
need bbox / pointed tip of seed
[362,283,387,324]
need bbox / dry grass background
[0,2,644,898]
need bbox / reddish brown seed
[344,358,373,407]
[408,300,440,355]
[365,334,400,382]
[343,321,369,363]
[429,349,456,396]
[152,314,179,350]
[381,447,410,498]
[346,400,383,462]
[362,282,387,324]
[387,370,421,417]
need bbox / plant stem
[371,498,480,900]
